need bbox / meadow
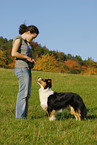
[0,68,97,145]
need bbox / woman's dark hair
[19,24,39,35]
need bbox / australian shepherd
[38,78,87,121]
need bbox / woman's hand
[26,57,35,64]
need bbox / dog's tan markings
[45,106,48,111]
[49,110,55,118]
[38,79,46,88]
[45,105,48,112]
[69,106,81,121]
[76,110,81,121]
[42,82,46,88]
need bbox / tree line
[0,36,97,75]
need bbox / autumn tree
[0,50,6,67]
[64,59,82,74]
[34,54,60,72]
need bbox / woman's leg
[22,69,32,118]
[15,68,32,119]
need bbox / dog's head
[38,78,52,89]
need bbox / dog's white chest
[39,88,54,111]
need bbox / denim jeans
[14,68,32,119]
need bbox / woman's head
[19,24,39,35]
[19,24,39,42]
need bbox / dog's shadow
[56,107,97,120]
[56,112,75,120]
[56,113,97,121]
[86,107,97,120]
[31,107,97,120]
[86,115,97,119]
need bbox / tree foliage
[0,36,97,75]
[34,54,60,72]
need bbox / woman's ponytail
[19,24,27,34]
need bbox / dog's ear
[48,79,52,88]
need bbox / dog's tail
[81,103,87,120]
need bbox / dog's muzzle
[38,78,42,84]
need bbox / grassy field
[0,68,97,145]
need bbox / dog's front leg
[47,109,56,121]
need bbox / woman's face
[27,32,37,42]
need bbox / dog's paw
[49,115,56,121]
[57,109,63,113]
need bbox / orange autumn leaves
[33,54,97,75]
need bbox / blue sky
[0,0,97,62]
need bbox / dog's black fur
[47,92,87,120]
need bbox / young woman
[12,24,39,119]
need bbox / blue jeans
[14,68,32,119]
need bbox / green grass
[0,68,97,145]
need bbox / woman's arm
[12,39,33,62]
